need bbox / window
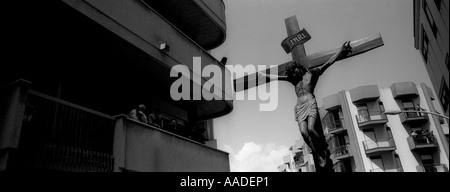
[420,154,437,172]
[379,102,385,112]
[439,77,449,113]
[357,104,370,122]
[331,108,343,128]
[401,99,417,117]
[423,0,438,37]
[421,27,429,63]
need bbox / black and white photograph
[0,0,448,189]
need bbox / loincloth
[295,98,318,122]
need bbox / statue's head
[285,61,306,83]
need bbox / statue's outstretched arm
[317,41,352,73]
[257,72,288,81]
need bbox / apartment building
[278,140,316,172]
[321,82,449,172]
[413,0,449,119]
[1,0,232,172]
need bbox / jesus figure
[258,41,352,167]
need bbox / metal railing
[322,112,345,134]
[356,110,387,125]
[17,90,114,172]
[419,164,447,172]
[332,145,349,157]
[370,167,403,172]
[333,161,348,172]
[363,137,396,151]
[411,134,437,145]
[404,110,428,118]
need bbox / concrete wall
[62,0,233,119]
[345,84,448,172]
[114,115,230,172]
[0,80,30,171]
[195,0,226,30]
[419,84,449,166]
[415,0,449,118]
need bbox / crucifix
[234,16,384,172]
[234,16,384,92]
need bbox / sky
[211,0,437,172]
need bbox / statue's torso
[295,71,315,104]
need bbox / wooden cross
[234,16,384,92]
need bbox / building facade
[413,0,449,119]
[1,0,232,172]
[320,82,449,172]
[278,140,316,172]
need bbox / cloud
[224,142,290,172]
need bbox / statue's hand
[342,41,352,53]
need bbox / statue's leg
[298,121,317,156]
[307,116,327,166]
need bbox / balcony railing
[114,115,230,172]
[370,167,404,172]
[412,134,437,145]
[401,110,429,124]
[333,161,348,172]
[332,145,350,160]
[363,137,396,155]
[322,112,345,136]
[417,164,448,172]
[407,134,438,151]
[17,90,115,172]
[356,110,388,128]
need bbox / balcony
[15,89,115,172]
[140,0,226,50]
[363,138,396,155]
[1,81,229,172]
[114,115,229,172]
[400,111,429,125]
[333,161,350,172]
[416,164,448,172]
[390,82,419,99]
[332,145,351,161]
[370,167,404,172]
[350,85,380,103]
[407,135,438,152]
[322,112,346,137]
[60,0,233,120]
[356,111,388,129]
